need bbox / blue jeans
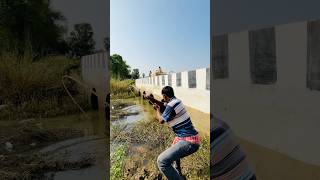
[157,140,200,180]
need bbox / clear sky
[111,0,210,76]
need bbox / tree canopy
[68,23,95,59]
[131,69,140,79]
[0,0,66,56]
[110,54,132,79]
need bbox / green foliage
[110,54,131,79]
[111,144,128,180]
[68,23,95,58]
[131,68,140,79]
[0,0,67,56]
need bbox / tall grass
[0,53,89,120]
[110,78,136,99]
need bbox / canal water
[110,97,155,149]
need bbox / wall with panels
[212,20,320,167]
[135,68,210,114]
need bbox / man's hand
[153,104,160,110]
[155,105,165,124]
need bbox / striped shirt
[211,116,255,180]
[161,96,198,138]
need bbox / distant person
[211,116,256,180]
[91,88,98,110]
[105,94,110,121]
[155,86,199,179]
[149,70,152,77]
[142,91,146,99]
[159,66,162,73]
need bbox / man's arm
[155,105,165,124]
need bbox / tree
[131,69,140,79]
[0,0,67,57]
[68,23,95,58]
[110,54,131,79]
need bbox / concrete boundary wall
[136,68,210,114]
[212,20,320,166]
[81,52,109,109]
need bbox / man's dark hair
[162,86,174,98]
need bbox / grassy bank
[0,53,97,178]
[111,78,136,99]
[0,54,89,120]
[111,102,210,179]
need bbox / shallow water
[111,97,155,130]
[39,111,108,179]
[112,105,143,125]
[110,97,156,151]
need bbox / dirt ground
[0,113,101,179]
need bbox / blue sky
[111,0,210,76]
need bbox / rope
[128,85,138,97]
[61,75,109,118]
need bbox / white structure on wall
[81,51,109,109]
[135,68,210,114]
[212,0,320,165]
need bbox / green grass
[110,144,128,180]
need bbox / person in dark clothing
[105,93,110,121]
[91,88,99,110]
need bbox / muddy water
[110,97,155,149]
[39,111,108,179]
[111,97,162,179]
[111,97,154,125]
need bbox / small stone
[30,143,37,146]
